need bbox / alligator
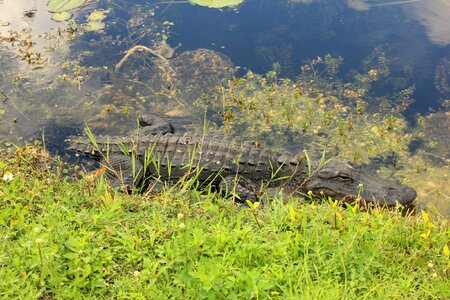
[66,115,417,207]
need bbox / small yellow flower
[3,171,13,181]
[177,213,184,220]
[133,271,140,279]
[271,291,280,295]
[179,223,186,229]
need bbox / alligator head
[303,159,416,207]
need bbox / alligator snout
[386,185,416,205]
[363,184,416,207]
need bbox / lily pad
[190,0,244,8]
[52,11,72,22]
[87,9,109,22]
[84,21,105,32]
[47,0,86,13]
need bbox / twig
[115,45,168,71]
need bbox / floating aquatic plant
[51,11,72,22]
[84,21,105,32]
[189,0,244,8]
[82,9,109,32]
[87,9,109,22]
[152,0,244,9]
[47,0,86,13]
[190,0,244,8]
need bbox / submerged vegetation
[0,146,449,298]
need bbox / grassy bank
[0,146,449,299]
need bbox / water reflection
[344,0,450,46]
[408,0,450,46]
[293,0,450,46]
[0,0,55,36]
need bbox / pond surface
[0,0,448,215]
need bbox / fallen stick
[115,45,168,71]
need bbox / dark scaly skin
[66,115,417,207]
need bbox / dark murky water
[0,0,448,214]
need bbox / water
[163,0,449,112]
[0,0,448,214]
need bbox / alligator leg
[101,154,144,191]
[219,175,260,204]
[137,114,174,135]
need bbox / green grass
[0,147,449,299]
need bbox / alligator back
[66,132,299,182]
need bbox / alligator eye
[338,172,352,181]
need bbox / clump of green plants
[0,145,449,298]
[195,54,412,163]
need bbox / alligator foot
[102,154,144,191]
[219,175,260,205]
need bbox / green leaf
[421,210,430,224]
[47,0,86,13]
[246,200,260,210]
[87,10,109,22]
[52,11,72,22]
[190,0,244,8]
[84,21,105,32]
[63,252,79,260]
[288,205,296,221]
[245,199,254,208]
